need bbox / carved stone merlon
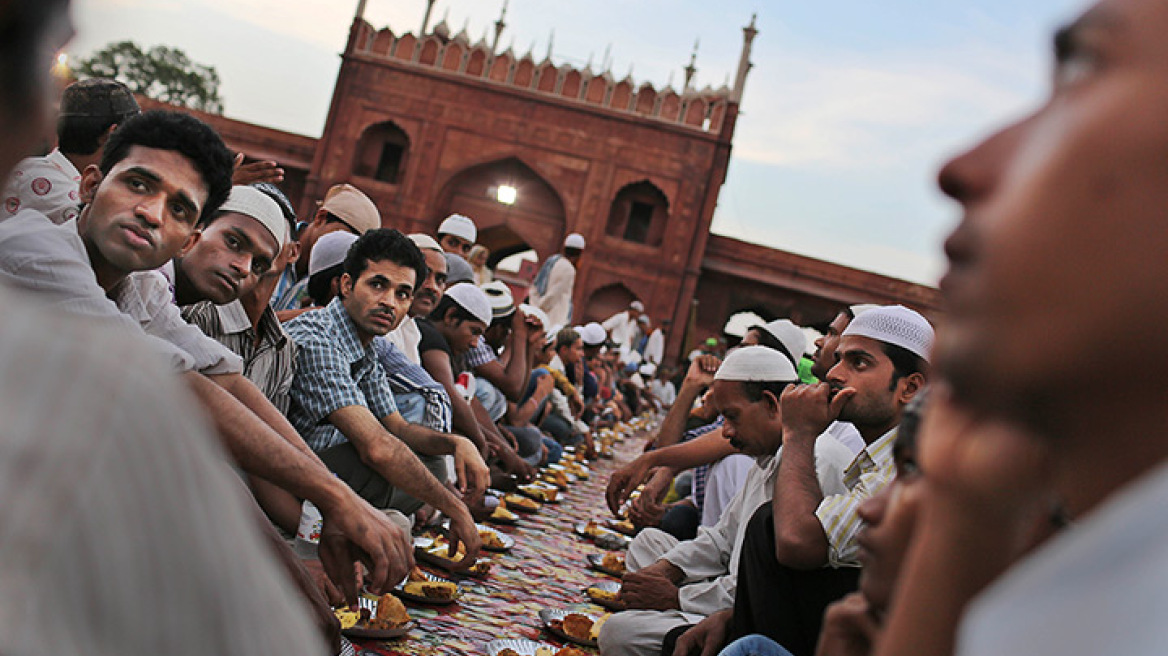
[731,14,757,103]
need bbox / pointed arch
[610,81,633,111]
[513,58,536,88]
[606,179,669,246]
[634,85,658,115]
[584,283,641,325]
[371,28,395,57]
[466,47,489,76]
[561,70,583,99]
[418,37,441,65]
[659,91,681,122]
[584,76,608,105]
[683,97,707,127]
[393,33,417,61]
[535,63,559,93]
[489,52,513,83]
[441,42,465,71]
[352,120,410,184]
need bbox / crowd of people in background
[2,0,1167,655]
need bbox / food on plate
[520,484,558,502]
[504,493,540,511]
[491,506,519,521]
[407,567,428,583]
[369,593,410,629]
[601,553,626,575]
[334,607,360,630]
[479,528,507,549]
[561,613,594,642]
[582,521,606,538]
[403,580,458,600]
[542,470,570,487]
[497,649,522,656]
[612,518,636,534]
[586,586,619,602]
[555,647,589,656]
[535,647,556,656]
[469,560,492,576]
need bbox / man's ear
[285,241,301,265]
[338,272,353,300]
[175,230,201,258]
[897,372,926,405]
[762,388,782,418]
[79,164,104,204]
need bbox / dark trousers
[661,501,859,656]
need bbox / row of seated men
[0,77,648,652]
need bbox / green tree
[75,41,223,114]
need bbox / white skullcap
[520,303,550,331]
[580,322,607,347]
[564,233,586,249]
[308,231,359,277]
[758,319,806,368]
[624,350,642,365]
[544,324,563,345]
[842,305,934,362]
[629,300,644,312]
[637,314,650,325]
[480,280,515,319]
[438,213,477,243]
[849,303,880,318]
[639,363,657,376]
[321,183,380,234]
[714,345,799,383]
[409,233,444,253]
[444,282,492,326]
[218,185,286,248]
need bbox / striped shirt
[374,336,453,432]
[285,298,398,451]
[462,339,498,369]
[0,211,242,374]
[0,285,323,656]
[182,299,297,414]
[815,427,898,567]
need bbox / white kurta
[529,256,575,327]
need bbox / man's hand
[231,152,285,185]
[618,569,681,611]
[672,609,732,656]
[444,504,484,569]
[535,374,555,397]
[452,435,490,502]
[628,467,672,527]
[683,355,721,389]
[780,383,854,443]
[606,454,654,515]
[499,445,537,483]
[816,593,881,656]
[316,497,413,604]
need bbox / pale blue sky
[70,0,1089,284]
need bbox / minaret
[347,0,370,53]
[731,14,757,103]
[683,39,699,91]
[492,0,508,55]
[420,0,437,35]
[354,0,368,21]
[546,29,555,61]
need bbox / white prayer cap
[438,213,477,243]
[481,281,515,319]
[580,322,607,347]
[444,282,492,326]
[714,345,798,383]
[544,323,563,345]
[564,233,586,249]
[757,319,806,368]
[629,300,645,312]
[218,185,286,248]
[520,303,550,331]
[849,303,880,319]
[842,305,934,362]
[408,233,444,253]
[308,231,358,277]
[639,363,657,376]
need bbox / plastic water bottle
[293,499,323,559]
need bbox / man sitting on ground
[598,346,853,656]
[284,229,487,563]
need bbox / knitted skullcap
[714,345,798,383]
[842,305,934,362]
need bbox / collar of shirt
[46,148,81,181]
[324,296,373,366]
[843,427,898,490]
[215,300,288,349]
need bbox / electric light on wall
[496,184,517,205]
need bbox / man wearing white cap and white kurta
[529,232,585,327]
[603,300,644,352]
[436,213,476,258]
[598,346,853,656]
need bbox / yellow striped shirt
[815,428,898,567]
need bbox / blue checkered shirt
[373,336,453,432]
[687,416,725,514]
[461,339,497,369]
[285,298,398,451]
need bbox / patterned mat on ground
[353,430,649,656]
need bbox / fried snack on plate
[590,614,610,641]
[368,594,410,629]
[479,528,506,549]
[601,552,626,575]
[555,647,590,656]
[403,580,458,600]
[561,613,594,642]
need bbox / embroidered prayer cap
[714,345,798,383]
[444,252,475,285]
[321,183,380,234]
[481,281,515,319]
[629,300,645,312]
[58,78,139,120]
[408,233,444,253]
[438,213,477,243]
[842,305,934,362]
[757,319,806,369]
[579,322,607,347]
[564,233,586,250]
[218,185,286,248]
[308,231,359,277]
[848,303,880,319]
[445,282,492,326]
